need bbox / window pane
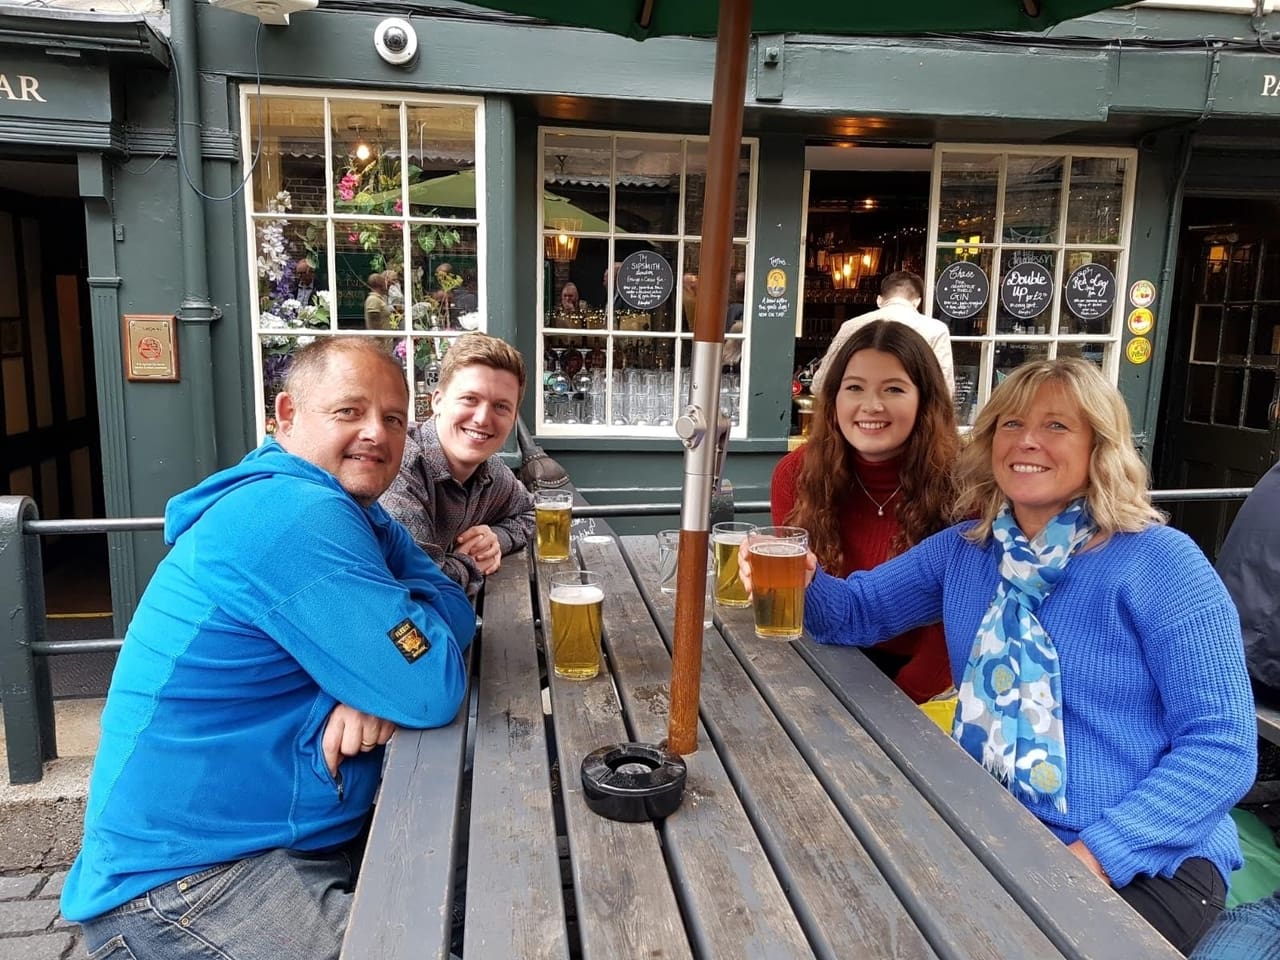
[932,247,994,336]
[1056,340,1107,371]
[1186,364,1213,422]
[544,133,612,234]
[1228,243,1259,302]
[1214,366,1244,425]
[606,337,677,427]
[1192,306,1221,363]
[615,137,681,236]
[1002,156,1062,245]
[937,153,998,246]
[1066,157,1125,245]
[409,225,479,332]
[1059,250,1119,336]
[1244,369,1276,430]
[249,95,327,215]
[685,141,751,238]
[993,341,1049,390]
[1254,304,1280,360]
[333,220,404,330]
[405,104,477,219]
[330,100,402,215]
[1260,242,1280,300]
[996,249,1056,335]
[611,240,678,333]
[952,341,982,428]
[683,241,748,335]
[254,215,330,318]
[546,237,610,324]
[1222,305,1252,359]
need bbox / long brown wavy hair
[786,320,959,570]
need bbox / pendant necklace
[854,472,903,517]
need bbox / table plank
[464,554,569,960]
[578,535,818,960]
[798,639,1183,959]
[340,649,472,960]
[533,550,694,960]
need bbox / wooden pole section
[666,0,752,756]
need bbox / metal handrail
[0,484,1256,784]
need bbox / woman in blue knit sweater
[743,357,1256,955]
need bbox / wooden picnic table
[343,531,1181,960]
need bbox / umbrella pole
[667,0,752,756]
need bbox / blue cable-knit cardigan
[805,520,1257,888]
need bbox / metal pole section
[668,0,752,756]
[170,0,219,478]
[0,497,56,785]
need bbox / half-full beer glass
[712,521,754,608]
[747,526,808,641]
[549,570,604,680]
[534,490,573,563]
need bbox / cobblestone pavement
[0,868,80,960]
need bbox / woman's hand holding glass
[737,542,818,595]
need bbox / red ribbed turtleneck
[771,445,952,703]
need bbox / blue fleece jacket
[806,521,1256,889]
[61,440,475,922]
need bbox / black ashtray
[580,742,688,822]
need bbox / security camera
[374,18,418,66]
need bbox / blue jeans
[79,847,356,960]
[1189,891,1280,960]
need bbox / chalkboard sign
[1000,261,1053,320]
[934,262,990,320]
[617,251,674,311]
[1065,263,1116,321]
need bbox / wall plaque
[123,314,180,382]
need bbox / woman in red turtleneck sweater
[772,319,959,703]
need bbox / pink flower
[347,232,358,244]
[394,199,403,214]
[392,222,402,232]
[338,171,359,202]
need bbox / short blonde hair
[955,357,1164,541]
[438,333,527,400]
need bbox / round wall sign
[999,261,1054,320]
[934,261,990,320]
[617,251,674,311]
[1127,307,1154,336]
[1126,336,1153,365]
[1065,263,1117,321]
[1129,279,1157,309]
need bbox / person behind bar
[62,337,476,960]
[811,270,954,397]
[771,320,957,703]
[742,357,1256,955]
[381,332,534,598]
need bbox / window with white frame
[537,129,755,436]
[242,87,485,430]
[927,145,1136,426]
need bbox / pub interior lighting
[545,217,581,262]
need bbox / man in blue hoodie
[62,337,475,960]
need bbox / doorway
[794,146,932,437]
[1156,196,1280,559]
[0,160,111,691]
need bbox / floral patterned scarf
[952,498,1096,813]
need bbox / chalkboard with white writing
[617,251,674,311]
[1065,263,1116,321]
[934,262,990,320]
[999,261,1053,321]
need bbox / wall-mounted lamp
[545,217,581,262]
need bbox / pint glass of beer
[549,570,604,680]
[746,526,808,641]
[534,490,573,563]
[712,521,755,608]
